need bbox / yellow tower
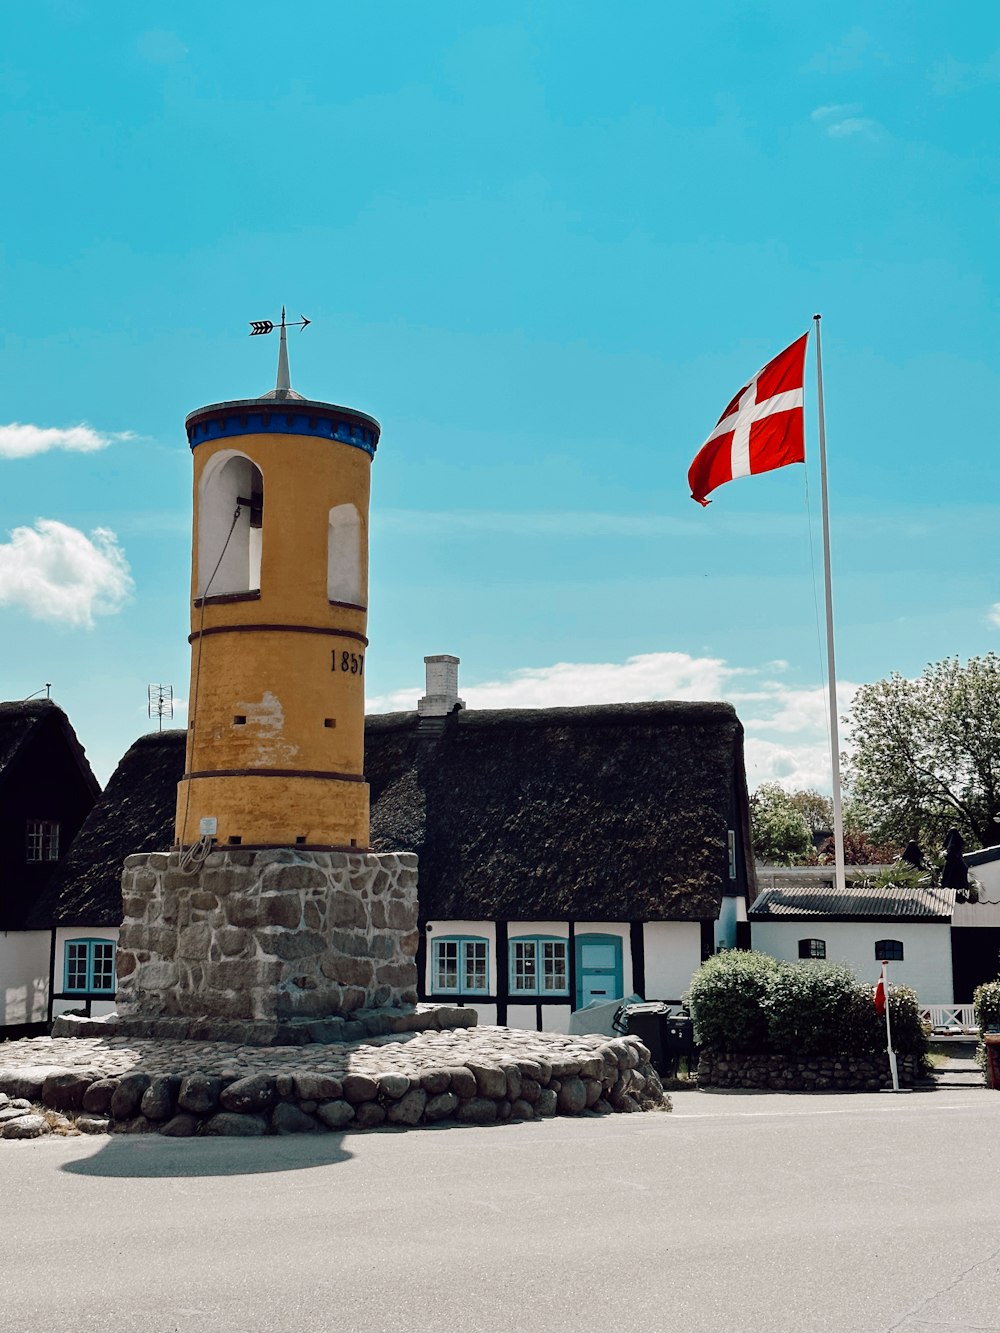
[174,316,378,849]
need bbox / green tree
[787,788,833,834]
[750,783,815,864]
[845,654,1000,850]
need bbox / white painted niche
[198,451,264,597]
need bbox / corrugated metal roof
[749,882,956,920]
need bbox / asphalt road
[3,1087,999,1333]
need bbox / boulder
[316,1100,355,1130]
[219,1074,276,1115]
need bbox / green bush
[974,980,1000,1032]
[763,961,866,1057]
[881,986,930,1062]
[687,950,928,1065]
[973,980,1000,1073]
[686,949,779,1051]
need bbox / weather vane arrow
[248,305,311,398]
[249,307,310,336]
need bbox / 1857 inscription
[332,649,364,675]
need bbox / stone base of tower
[114,848,419,1029]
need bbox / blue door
[575,934,623,1008]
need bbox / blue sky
[1,2,998,789]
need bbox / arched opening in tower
[198,452,265,598]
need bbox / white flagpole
[813,314,847,896]
[881,961,901,1093]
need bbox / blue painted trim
[186,403,379,458]
[430,934,490,997]
[574,932,624,1009]
[508,934,570,997]
[64,938,116,995]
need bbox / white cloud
[0,519,134,627]
[989,604,1000,628]
[826,117,881,140]
[810,104,882,140]
[367,650,855,794]
[810,103,863,121]
[0,422,135,460]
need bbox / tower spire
[275,305,291,395]
[249,307,311,401]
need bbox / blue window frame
[509,936,569,996]
[431,936,489,996]
[574,933,624,1009]
[65,938,116,994]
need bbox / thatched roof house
[367,701,754,923]
[0,700,100,931]
[26,730,185,930]
[19,692,755,1028]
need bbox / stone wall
[698,1050,922,1091]
[116,848,418,1023]
[0,1030,669,1137]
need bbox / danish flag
[873,961,887,1016]
[688,333,809,506]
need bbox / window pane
[27,820,59,862]
[875,940,904,961]
[66,942,88,990]
[92,943,116,992]
[434,940,459,991]
[464,941,487,992]
[542,941,567,992]
[26,822,43,862]
[512,940,537,992]
[45,823,60,860]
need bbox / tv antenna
[148,684,174,731]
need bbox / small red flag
[874,963,887,1016]
[688,333,809,506]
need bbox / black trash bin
[662,1015,697,1076]
[618,1002,671,1074]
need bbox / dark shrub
[686,950,779,1052]
[973,980,1000,1073]
[974,980,1000,1032]
[687,951,928,1066]
[763,961,865,1057]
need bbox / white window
[26,820,60,862]
[65,939,116,994]
[432,937,489,995]
[509,936,569,996]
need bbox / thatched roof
[27,730,186,928]
[0,700,99,797]
[367,701,753,922]
[29,700,753,928]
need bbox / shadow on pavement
[60,1130,353,1179]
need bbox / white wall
[425,917,705,1032]
[642,922,703,1002]
[52,925,120,1019]
[1,930,50,1028]
[424,920,498,996]
[750,921,954,1004]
